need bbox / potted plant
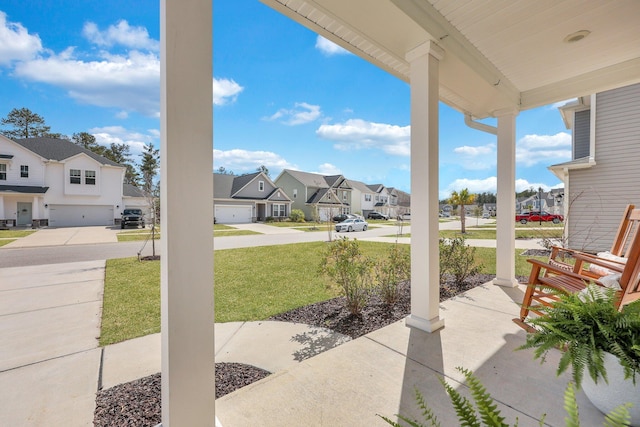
[518,285,640,424]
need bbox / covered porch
[159,0,640,425]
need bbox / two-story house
[550,82,640,252]
[348,180,376,217]
[0,136,147,227]
[274,169,352,221]
[213,171,292,223]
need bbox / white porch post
[493,110,519,287]
[0,196,5,219]
[31,196,40,220]
[405,40,445,333]
[160,0,215,425]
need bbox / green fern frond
[413,388,441,427]
[440,376,481,427]
[602,403,632,427]
[562,382,579,427]
[457,367,508,427]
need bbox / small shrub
[439,237,481,288]
[290,209,305,222]
[318,237,374,315]
[265,216,274,223]
[375,244,410,306]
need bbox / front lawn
[99,242,545,346]
[116,226,260,241]
[0,229,36,238]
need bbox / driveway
[4,226,120,248]
[0,260,105,426]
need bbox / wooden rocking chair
[514,207,640,332]
[545,204,640,279]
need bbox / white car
[335,218,368,232]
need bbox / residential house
[391,188,411,217]
[367,184,394,217]
[482,203,496,217]
[0,136,147,227]
[274,169,352,221]
[213,172,292,223]
[348,179,376,217]
[550,82,640,252]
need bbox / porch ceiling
[261,0,640,118]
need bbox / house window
[70,169,81,184]
[293,189,297,198]
[342,191,347,202]
[85,170,96,185]
[0,164,6,180]
[20,165,28,178]
[272,204,286,217]
[365,194,371,201]
[258,181,264,191]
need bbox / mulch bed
[93,273,500,426]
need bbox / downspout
[464,113,497,135]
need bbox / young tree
[0,107,51,139]
[256,165,270,177]
[449,188,475,233]
[139,143,160,256]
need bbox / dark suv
[121,208,145,229]
[367,211,389,220]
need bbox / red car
[515,211,564,224]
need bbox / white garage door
[49,205,114,227]
[215,205,252,224]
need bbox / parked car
[367,211,389,220]
[482,212,490,219]
[400,212,411,220]
[332,213,356,222]
[335,218,368,232]
[121,208,145,229]
[515,211,564,224]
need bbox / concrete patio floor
[216,282,605,427]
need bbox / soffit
[261,0,640,118]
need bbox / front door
[17,202,32,226]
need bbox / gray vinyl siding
[567,83,640,252]
[236,178,275,198]
[573,109,590,159]
[275,172,312,219]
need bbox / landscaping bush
[375,244,410,306]
[439,237,482,288]
[318,237,374,315]
[289,209,305,222]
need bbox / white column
[0,196,4,219]
[493,109,519,287]
[32,196,40,220]
[405,41,445,333]
[160,0,214,425]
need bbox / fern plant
[378,367,631,427]
[517,286,640,387]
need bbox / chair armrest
[527,258,599,282]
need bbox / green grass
[116,227,260,241]
[439,228,563,240]
[214,224,235,230]
[263,221,311,228]
[0,229,36,238]
[99,241,545,346]
[214,230,260,237]
[0,239,16,247]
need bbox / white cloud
[89,125,155,156]
[454,144,494,156]
[213,78,243,106]
[265,102,322,126]
[315,36,351,56]
[516,132,571,167]
[0,11,42,65]
[213,149,296,174]
[316,163,341,175]
[82,20,159,51]
[14,48,161,116]
[316,118,410,156]
[440,176,557,199]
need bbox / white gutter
[464,113,497,135]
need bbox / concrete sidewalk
[100,322,351,390]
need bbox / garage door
[49,205,114,227]
[214,205,252,224]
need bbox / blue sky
[0,0,569,198]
